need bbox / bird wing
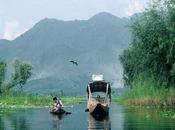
[69,60,78,66]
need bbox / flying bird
[69,60,78,66]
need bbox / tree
[120,0,175,88]
[0,59,32,94]
[0,60,6,94]
[9,59,32,90]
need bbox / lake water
[0,104,175,130]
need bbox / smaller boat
[49,109,71,115]
[86,74,111,117]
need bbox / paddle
[62,105,74,108]
[62,106,73,114]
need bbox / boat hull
[49,109,71,115]
[89,103,109,118]
[50,109,66,115]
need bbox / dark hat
[53,97,57,100]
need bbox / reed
[0,93,86,108]
[115,78,175,108]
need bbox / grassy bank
[0,94,86,108]
[113,85,175,119]
[114,86,175,108]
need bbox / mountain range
[0,12,131,95]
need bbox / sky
[0,0,151,40]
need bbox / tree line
[120,0,175,88]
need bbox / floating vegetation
[0,94,86,108]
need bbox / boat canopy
[86,81,111,94]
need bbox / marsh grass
[0,93,86,108]
[115,78,175,108]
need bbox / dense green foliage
[120,0,175,88]
[0,61,6,92]
[0,59,32,94]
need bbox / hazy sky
[0,0,150,40]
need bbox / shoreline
[0,95,86,109]
[113,87,175,109]
[1,92,174,109]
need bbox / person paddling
[50,97,71,114]
[52,97,63,112]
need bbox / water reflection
[88,114,111,130]
[50,113,66,130]
[50,114,65,121]
[0,109,30,130]
[0,116,5,130]
[11,115,30,130]
[123,108,175,130]
[0,105,174,130]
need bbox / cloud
[125,0,145,16]
[2,20,29,40]
[3,20,19,40]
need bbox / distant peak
[32,18,64,29]
[93,12,116,17]
[89,12,119,21]
[38,18,60,24]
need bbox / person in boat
[96,95,101,102]
[52,97,63,112]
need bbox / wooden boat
[86,75,111,117]
[49,109,71,115]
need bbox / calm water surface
[0,104,174,130]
